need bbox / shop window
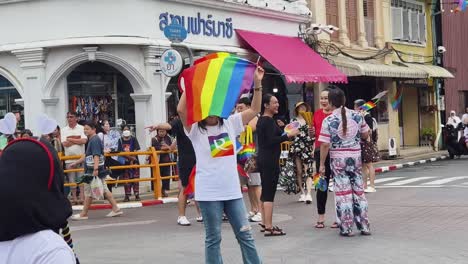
[67,62,135,129]
[0,75,23,129]
[391,0,426,44]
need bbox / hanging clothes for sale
[70,96,113,123]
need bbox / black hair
[83,121,97,130]
[66,111,78,117]
[328,87,347,135]
[198,118,224,132]
[21,129,33,137]
[354,99,366,107]
[261,93,275,114]
[237,97,251,107]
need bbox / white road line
[423,176,468,185]
[430,158,437,162]
[377,185,468,189]
[419,160,427,164]
[374,177,404,184]
[384,176,435,186]
[407,162,415,166]
[71,220,157,232]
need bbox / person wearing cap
[289,101,314,203]
[0,138,77,263]
[354,99,379,193]
[118,125,141,202]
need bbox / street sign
[164,21,188,43]
[160,49,183,77]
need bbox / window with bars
[391,0,426,44]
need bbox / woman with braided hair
[318,87,371,237]
[0,137,78,263]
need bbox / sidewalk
[72,149,449,211]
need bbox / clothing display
[70,96,113,123]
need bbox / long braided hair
[328,87,348,135]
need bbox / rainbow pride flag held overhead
[179,52,256,124]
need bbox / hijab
[0,138,72,241]
[447,110,461,127]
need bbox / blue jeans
[198,199,262,264]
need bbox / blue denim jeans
[198,199,262,264]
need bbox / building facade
[307,0,453,152]
[0,0,311,147]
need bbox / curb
[75,156,448,211]
[374,155,447,173]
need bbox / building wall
[442,9,468,115]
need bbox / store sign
[159,12,234,39]
[160,49,183,77]
[164,21,188,43]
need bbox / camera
[437,46,446,54]
[306,24,322,35]
[322,25,339,35]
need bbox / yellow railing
[59,147,178,199]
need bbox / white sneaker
[70,214,88,221]
[365,186,376,193]
[298,193,306,202]
[177,216,191,226]
[305,194,313,204]
[329,182,334,192]
[106,210,123,218]
[249,213,262,222]
[248,211,256,217]
[196,216,203,222]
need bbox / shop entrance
[0,75,23,129]
[67,62,135,129]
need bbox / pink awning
[236,29,348,84]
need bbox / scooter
[443,123,468,159]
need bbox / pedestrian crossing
[374,176,468,188]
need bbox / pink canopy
[236,29,348,84]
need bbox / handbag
[237,125,256,165]
[90,176,104,200]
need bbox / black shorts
[258,158,280,202]
[178,165,193,187]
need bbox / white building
[0,0,317,146]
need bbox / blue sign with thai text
[159,12,233,39]
[164,21,188,43]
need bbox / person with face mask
[118,126,141,202]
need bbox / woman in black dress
[257,94,299,236]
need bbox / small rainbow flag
[391,87,403,110]
[180,52,256,124]
[359,101,377,111]
[209,133,234,158]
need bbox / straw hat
[294,101,310,116]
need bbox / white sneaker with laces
[305,193,313,204]
[106,210,123,218]
[298,193,306,202]
[250,213,262,222]
[178,216,191,226]
[365,186,376,193]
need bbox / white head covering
[447,110,461,126]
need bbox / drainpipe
[431,0,441,151]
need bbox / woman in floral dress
[289,102,314,203]
[318,88,371,237]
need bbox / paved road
[70,157,468,264]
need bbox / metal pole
[170,43,194,66]
[432,0,442,151]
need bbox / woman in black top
[256,94,298,236]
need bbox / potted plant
[421,128,436,147]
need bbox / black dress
[256,116,289,202]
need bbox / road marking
[384,176,435,186]
[374,177,404,184]
[407,162,415,166]
[430,158,437,162]
[71,220,157,232]
[377,185,468,189]
[423,176,468,185]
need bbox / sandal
[264,226,286,237]
[339,232,354,237]
[259,223,265,232]
[330,222,339,229]
[315,222,325,229]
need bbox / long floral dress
[288,118,314,175]
[318,108,371,235]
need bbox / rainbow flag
[359,101,377,111]
[208,133,234,158]
[391,87,403,110]
[183,166,196,195]
[180,52,256,124]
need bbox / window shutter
[411,11,419,42]
[402,9,411,41]
[419,13,426,44]
[391,7,404,40]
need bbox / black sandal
[259,223,265,232]
[315,222,325,229]
[264,226,286,237]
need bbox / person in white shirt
[0,138,77,264]
[177,66,264,264]
[61,112,87,205]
